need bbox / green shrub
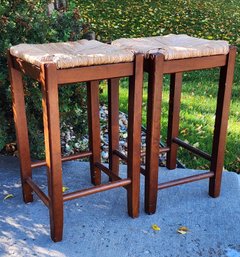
[0,1,89,158]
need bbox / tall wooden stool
[112,34,237,214]
[8,40,144,241]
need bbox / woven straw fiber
[112,34,229,60]
[10,40,134,69]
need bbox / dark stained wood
[9,49,145,241]
[166,73,183,169]
[158,171,214,190]
[87,80,101,186]
[94,162,128,189]
[108,78,120,179]
[11,55,135,83]
[159,147,170,153]
[31,151,92,168]
[58,62,134,84]
[127,54,144,218]
[8,52,33,203]
[12,56,41,81]
[113,149,146,175]
[113,149,127,161]
[209,46,237,197]
[141,147,170,157]
[9,45,145,242]
[41,63,63,242]
[95,162,121,181]
[173,137,212,161]
[145,55,227,74]
[63,178,131,201]
[144,54,165,215]
[163,55,227,74]
[60,151,92,161]
[144,47,236,214]
[11,56,135,84]
[26,178,49,207]
[9,38,236,241]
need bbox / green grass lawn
[76,0,240,172]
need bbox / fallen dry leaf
[3,194,14,200]
[177,226,189,235]
[62,186,69,193]
[151,224,161,231]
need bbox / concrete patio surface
[0,156,239,257]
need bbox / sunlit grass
[100,63,240,172]
[79,0,240,172]
[77,0,240,46]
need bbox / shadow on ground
[0,156,239,257]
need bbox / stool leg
[108,78,120,179]
[209,47,237,197]
[41,64,63,242]
[166,73,183,170]
[145,54,164,214]
[127,54,144,218]
[87,81,101,186]
[8,53,33,203]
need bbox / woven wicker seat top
[112,34,229,60]
[10,40,134,69]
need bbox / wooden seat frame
[142,46,237,214]
[8,52,144,242]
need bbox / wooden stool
[112,34,237,214]
[8,40,144,241]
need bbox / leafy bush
[0,1,90,158]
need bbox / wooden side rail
[31,151,92,168]
[173,137,212,161]
[114,148,170,160]
[63,179,131,202]
[11,56,135,84]
[27,160,133,205]
[113,149,128,161]
[158,171,215,190]
[95,162,123,182]
[12,57,41,81]
[12,54,227,85]
[58,63,134,84]
[144,54,227,74]
[95,162,129,190]
[141,147,170,157]
[26,178,49,207]
[113,149,146,176]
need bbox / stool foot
[209,182,220,198]
[49,208,64,242]
[23,190,33,203]
[145,203,157,215]
[209,168,222,198]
